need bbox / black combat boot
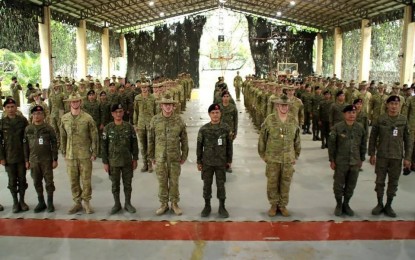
[218,199,229,218]
[342,196,354,216]
[302,126,306,135]
[140,163,148,172]
[124,192,136,213]
[34,195,47,213]
[19,190,29,211]
[316,130,321,140]
[306,125,312,134]
[11,193,20,213]
[334,196,342,216]
[111,193,122,214]
[384,197,396,218]
[47,193,55,212]
[372,196,384,215]
[321,139,325,149]
[201,199,211,217]
[312,130,317,141]
[0,203,3,211]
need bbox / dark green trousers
[202,165,226,200]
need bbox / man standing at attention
[148,94,188,216]
[233,71,243,101]
[369,95,412,218]
[328,105,366,217]
[258,95,301,217]
[219,90,238,173]
[60,92,98,214]
[197,104,233,218]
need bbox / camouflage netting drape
[370,20,402,84]
[51,20,77,78]
[0,0,41,53]
[125,15,206,85]
[246,16,316,78]
[341,29,361,81]
[322,33,334,77]
[87,30,102,78]
[109,32,122,58]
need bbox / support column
[119,34,127,76]
[400,5,415,85]
[359,19,372,82]
[76,19,87,79]
[101,27,110,78]
[333,27,343,78]
[39,6,53,89]
[316,33,323,75]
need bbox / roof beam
[81,0,147,19]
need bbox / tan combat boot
[268,204,277,217]
[171,202,183,215]
[155,203,169,216]
[68,202,82,214]
[278,206,290,217]
[83,201,94,214]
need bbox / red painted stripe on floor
[0,219,414,241]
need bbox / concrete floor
[0,75,415,259]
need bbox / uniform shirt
[10,82,22,107]
[59,111,98,159]
[368,113,413,160]
[99,101,112,127]
[133,94,156,126]
[24,123,58,163]
[0,115,29,164]
[148,113,189,163]
[82,100,101,127]
[288,96,304,126]
[197,122,232,166]
[258,114,301,164]
[311,93,324,117]
[368,93,387,122]
[301,92,313,113]
[328,121,366,165]
[220,103,238,135]
[48,90,65,117]
[329,101,347,127]
[234,75,243,87]
[102,122,138,167]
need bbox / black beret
[208,103,221,113]
[386,95,400,103]
[222,90,230,97]
[343,105,356,113]
[336,91,344,97]
[100,91,107,96]
[87,90,95,95]
[31,105,44,114]
[353,98,363,104]
[3,97,16,107]
[323,90,331,95]
[314,86,320,90]
[111,103,123,112]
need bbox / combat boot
[384,197,396,218]
[278,206,290,217]
[47,193,55,212]
[140,163,148,172]
[124,192,136,213]
[312,130,317,141]
[371,196,384,215]
[156,203,169,216]
[11,193,20,213]
[268,204,277,217]
[334,197,343,216]
[218,199,229,218]
[316,130,321,140]
[83,201,94,214]
[226,167,233,173]
[68,202,82,214]
[171,202,183,215]
[0,204,3,211]
[342,197,354,216]
[321,139,325,149]
[147,162,153,173]
[201,199,211,217]
[34,195,47,213]
[306,126,312,134]
[111,193,122,214]
[19,190,29,211]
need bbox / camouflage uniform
[233,74,243,101]
[102,121,138,213]
[329,101,347,128]
[60,110,98,213]
[10,82,22,107]
[301,91,313,134]
[48,88,65,146]
[311,92,324,140]
[258,110,301,215]
[368,92,387,123]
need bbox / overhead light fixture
[290,1,295,6]
[276,11,282,16]
[160,12,165,17]
[148,1,154,6]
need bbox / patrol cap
[111,103,123,112]
[208,103,221,113]
[343,105,356,113]
[353,98,363,104]
[31,105,44,114]
[336,90,344,97]
[3,97,16,107]
[87,90,95,96]
[222,90,230,97]
[386,95,400,103]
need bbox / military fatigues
[258,114,301,209]
[23,123,58,204]
[311,93,323,140]
[197,122,232,201]
[149,113,188,205]
[301,92,313,134]
[0,115,29,208]
[319,99,333,148]
[10,82,22,107]
[48,90,65,147]
[60,111,98,205]
[102,122,138,211]
[368,93,387,123]
[329,102,347,128]
[233,75,243,101]
[328,121,366,214]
